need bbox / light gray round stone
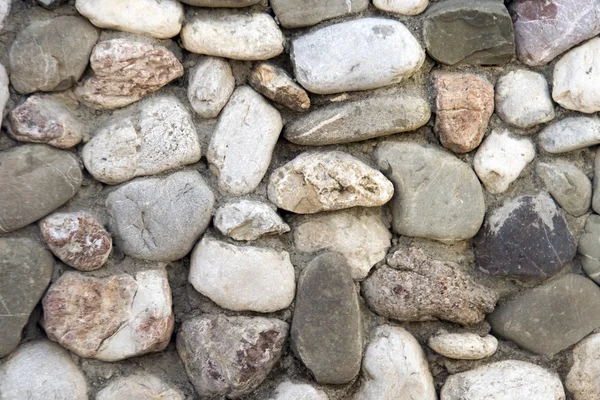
[566,333,600,400]
[537,161,591,217]
[187,57,235,119]
[0,64,8,129]
[578,214,600,283]
[539,117,600,153]
[593,147,600,214]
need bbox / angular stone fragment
[537,161,591,217]
[291,18,424,95]
[428,331,498,360]
[187,57,235,119]
[268,151,394,214]
[271,0,368,28]
[291,253,362,384]
[270,381,328,400]
[539,117,600,153]
[180,0,261,6]
[250,63,311,112]
[566,333,600,400]
[373,0,428,15]
[0,64,8,129]
[577,214,600,283]
[97,375,184,400]
[214,199,290,241]
[177,314,288,398]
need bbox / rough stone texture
[291,253,362,384]
[0,0,9,31]
[0,341,88,400]
[577,214,600,283]
[376,142,485,242]
[0,64,8,129]
[106,171,214,261]
[423,0,515,65]
[540,117,600,153]
[207,86,282,196]
[284,89,430,146]
[355,325,435,400]
[291,18,424,95]
[427,331,498,360]
[182,10,284,61]
[475,193,577,279]
[42,269,174,361]
[362,246,497,325]
[9,16,98,94]
[488,274,600,356]
[537,161,591,217]
[474,129,536,194]
[75,0,183,39]
[177,314,288,398]
[214,199,290,241]
[271,0,368,28]
[566,333,600,400]
[440,360,565,400]
[0,145,83,233]
[249,63,311,112]
[40,211,112,272]
[180,0,261,6]
[268,151,394,214]
[96,374,185,400]
[433,72,494,153]
[82,96,200,184]
[293,208,391,280]
[75,38,184,110]
[189,237,295,313]
[269,381,329,400]
[373,0,428,15]
[0,238,54,358]
[187,56,235,119]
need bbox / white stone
[0,63,8,129]
[97,374,184,400]
[189,237,295,312]
[188,57,235,119]
[428,331,498,360]
[373,0,429,15]
[566,333,600,400]
[474,129,535,194]
[294,208,391,280]
[0,0,9,32]
[207,86,283,195]
[355,325,436,400]
[441,360,565,400]
[214,199,290,241]
[75,0,183,39]
[539,117,600,153]
[495,70,555,129]
[291,18,424,95]
[270,381,329,400]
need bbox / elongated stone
[539,117,600,153]
[249,63,311,112]
[577,214,600,283]
[271,0,368,28]
[187,57,235,119]
[97,375,184,400]
[428,331,498,360]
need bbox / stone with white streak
[428,331,498,360]
[270,381,329,400]
[187,57,235,119]
[250,63,311,112]
[0,64,8,129]
[373,0,429,15]
[539,117,600,153]
[566,333,600,400]
[537,161,591,217]
[214,199,290,241]
[97,375,185,400]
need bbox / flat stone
[182,10,284,61]
[106,171,214,261]
[292,253,362,384]
[0,64,7,129]
[271,0,368,28]
[180,0,261,6]
[577,214,600,283]
[42,269,174,361]
[475,193,577,279]
[284,89,430,146]
[488,273,600,356]
[539,117,600,153]
[270,381,328,400]
[362,246,497,325]
[373,0,429,15]
[537,161,591,217]
[250,63,311,112]
[187,56,235,119]
[207,86,282,195]
[294,208,391,280]
[82,96,200,184]
[440,360,565,400]
[0,238,54,358]
[75,38,184,110]
[189,237,295,312]
[0,145,83,233]
[376,142,485,242]
[75,0,183,39]
[177,314,288,398]
[9,16,98,94]
[291,18,424,95]
[566,333,600,400]
[0,341,88,400]
[473,129,535,194]
[268,151,394,214]
[434,72,494,153]
[214,199,290,241]
[97,374,184,400]
[427,331,498,360]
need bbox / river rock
[106,171,214,261]
[566,333,600,400]
[539,117,600,153]
[577,214,600,283]
[291,253,362,384]
[270,381,328,400]
[428,331,498,360]
[268,151,394,214]
[0,64,8,128]
[36,0,68,9]
[537,161,591,217]
[376,141,485,242]
[214,199,290,241]
[271,0,368,28]
[97,375,184,400]
[0,0,9,31]
[249,63,311,112]
[180,0,261,6]
[187,56,235,119]
[373,0,428,15]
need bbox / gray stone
[249,63,311,113]
[36,0,69,9]
[291,253,362,384]
[577,214,600,283]
[180,0,261,6]
[537,161,591,217]
[539,117,600,153]
[187,57,235,119]
[0,64,7,130]
[594,148,600,214]
[270,381,328,400]
[0,0,9,31]
[566,333,600,400]
[271,0,368,28]
[214,199,290,241]
[97,374,184,400]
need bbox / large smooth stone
[187,56,235,119]
[271,0,368,28]
[97,374,184,400]
[579,214,600,283]
[537,161,591,217]
[566,333,600,400]
[539,117,600,153]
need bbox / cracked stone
[539,117,600,153]
[427,331,498,360]
[537,161,591,217]
[97,374,185,400]
[271,0,368,28]
[187,56,235,119]
[214,199,290,241]
[249,63,311,112]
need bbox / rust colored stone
[249,63,310,112]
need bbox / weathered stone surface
[42,269,174,361]
[284,89,430,146]
[189,237,295,312]
[0,145,83,233]
[75,0,183,39]
[428,331,498,360]
[0,341,88,400]
[434,72,494,153]
[268,151,394,214]
[362,246,497,325]
[187,56,235,119]
[291,253,362,384]
[473,129,535,194]
[97,374,185,400]
[294,208,391,280]
[539,117,600,153]
[0,238,53,358]
[0,0,9,31]
[180,0,261,6]
[182,10,284,61]
[177,314,288,398]
[82,96,200,184]
[0,64,8,129]
[475,193,577,279]
[36,0,69,9]
[373,0,428,15]
[9,16,98,94]
[271,0,368,28]
[75,38,184,110]
[440,360,565,400]
[376,142,485,242]
[106,171,214,261]
[355,325,435,400]
[489,274,600,356]
[207,86,282,196]
[566,333,600,400]
[250,63,311,112]
[270,381,329,400]
[578,214,600,283]
[291,18,424,95]
[537,161,591,217]
[214,199,290,241]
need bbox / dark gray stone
[578,214,600,283]
[271,0,368,28]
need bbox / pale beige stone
[250,63,311,112]
[566,333,600,400]
[97,374,184,400]
[428,331,498,360]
